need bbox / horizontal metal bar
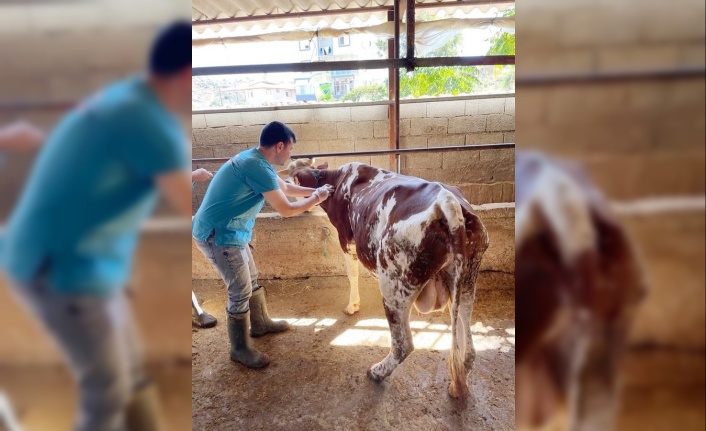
[193,59,405,75]
[516,66,706,86]
[192,0,514,26]
[192,92,513,115]
[193,55,514,76]
[2,92,514,115]
[0,100,74,113]
[416,55,514,67]
[191,143,514,164]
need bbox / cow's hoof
[367,365,385,382]
[343,304,360,315]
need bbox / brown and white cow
[283,161,489,399]
[515,150,646,430]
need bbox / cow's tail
[438,190,478,399]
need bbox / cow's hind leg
[458,257,482,375]
[343,247,360,315]
[367,278,415,382]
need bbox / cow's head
[279,158,329,188]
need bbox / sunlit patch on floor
[329,319,516,351]
[276,317,338,332]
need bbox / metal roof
[192,0,514,33]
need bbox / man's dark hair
[149,20,192,76]
[260,121,297,148]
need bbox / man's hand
[157,170,193,218]
[0,121,45,152]
[191,168,213,182]
[312,184,335,203]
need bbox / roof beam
[192,55,514,76]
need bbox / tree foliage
[486,8,515,91]
[340,83,388,102]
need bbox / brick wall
[517,0,705,200]
[191,95,516,213]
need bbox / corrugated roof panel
[192,0,514,34]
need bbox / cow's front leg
[367,293,414,381]
[343,247,360,315]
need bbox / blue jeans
[193,234,261,316]
[9,271,144,431]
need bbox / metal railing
[191,143,515,169]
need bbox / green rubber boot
[249,287,290,338]
[227,312,270,368]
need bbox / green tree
[340,83,388,102]
[485,8,515,91]
[399,33,480,97]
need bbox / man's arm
[156,170,193,218]
[192,168,213,182]
[0,121,44,152]
[277,176,315,197]
[263,184,333,218]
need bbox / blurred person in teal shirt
[1,21,193,431]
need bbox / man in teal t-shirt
[192,121,334,369]
[1,22,193,431]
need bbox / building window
[338,35,350,47]
[299,40,310,51]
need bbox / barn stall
[191,0,516,429]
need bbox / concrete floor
[192,276,516,431]
[2,276,700,431]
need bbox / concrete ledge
[192,204,515,289]
[0,231,192,366]
[620,198,705,350]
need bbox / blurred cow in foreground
[515,150,646,430]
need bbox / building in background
[219,81,296,106]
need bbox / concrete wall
[192,203,515,291]
[191,95,516,213]
[622,200,705,350]
[517,0,705,201]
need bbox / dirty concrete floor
[192,276,516,431]
[0,364,191,431]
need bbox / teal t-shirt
[1,76,188,295]
[192,147,279,248]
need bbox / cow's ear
[316,162,329,170]
[276,167,291,176]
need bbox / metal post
[387,9,396,172]
[393,0,401,173]
[406,0,416,72]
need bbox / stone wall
[517,0,705,200]
[191,95,516,214]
